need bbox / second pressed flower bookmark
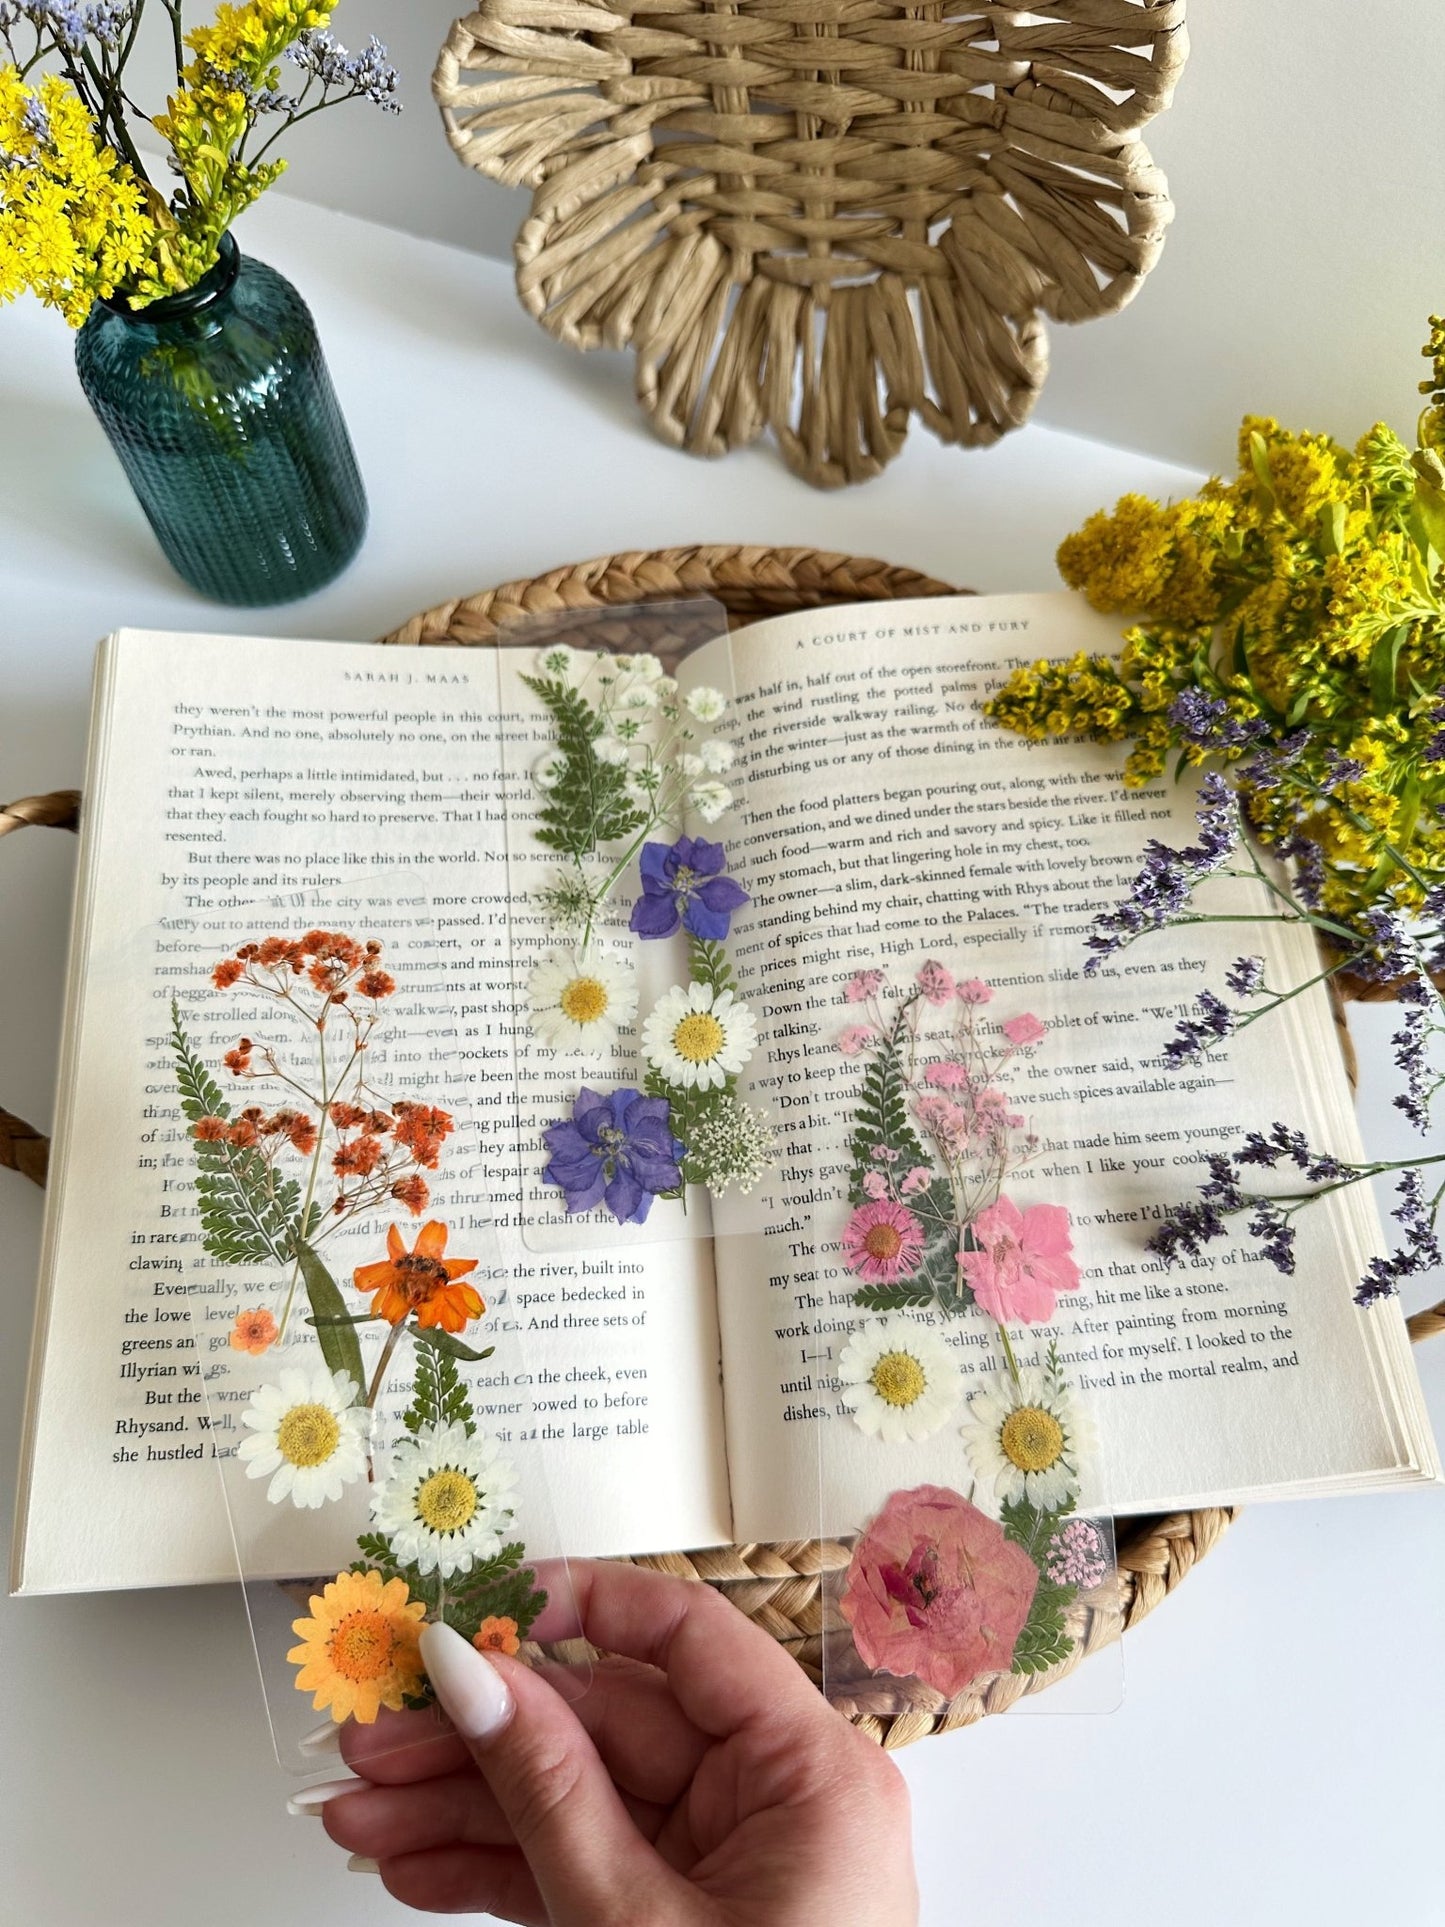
[489,599,778,1256]
[173,887,588,1772]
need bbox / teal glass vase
[75,233,367,606]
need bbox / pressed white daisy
[959,1368,1095,1512]
[528,948,637,1052]
[237,1365,370,1509]
[837,1316,962,1443]
[700,738,735,773]
[642,981,758,1090]
[532,749,568,791]
[691,781,732,823]
[685,685,728,722]
[371,1421,518,1578]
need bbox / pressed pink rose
[1001,1012,1046,1047]
[845,968,886,1004]
[900,1166,932,1197]
[958,1196,1081,1324]
[916,959,955,1005]
[840,1484,1038,1698]
[841,1200,925,1284]
[955,979,992,1005]
[837,1023,876,1056]
[862,1169,890,1201]
[922,1059,969,1090]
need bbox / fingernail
[347,1855,380,1875]
[419,1621,514,1742]
[286,1778,361,1817]
[299,1719,342,1755]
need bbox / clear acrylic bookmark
[125,878,589,1771]
[709,849,1126,1718]
[489,598,775,1255]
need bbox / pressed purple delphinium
[541,1086,684,1224]
[629,836,749,942]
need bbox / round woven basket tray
[6,543,1440,1748]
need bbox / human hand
[307,1559,919,1924]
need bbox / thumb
[418,1621,678,1927]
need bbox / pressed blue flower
[629,836,749,942]
[541,1086,684,1224]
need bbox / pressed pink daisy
[842,1200,926,1284]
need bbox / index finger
[536,1558,829,1741]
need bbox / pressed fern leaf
[401,1340,476,1439]
[846,1007,927,1202]
[1010,1577,1075,1675]
[520,672,647,857]
[171,1001,302,1266]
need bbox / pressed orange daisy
[354,1221,484,1333]
[288,1569,427,1724]
[472,1616,521,1657]
[229,1308,278,1356]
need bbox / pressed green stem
[365,1321,405,1409]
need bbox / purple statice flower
[288,30,402,111]
[1316,746,1366,794]
[1167,689,1269,753]
[1356,1168,1442,1306]
[1147,1197,1230,1265]
[1045,1518,1109,1591]
[629,836,749,942]
[1391,975,1435,1133]
[1238,729,1311,792]
[1235,1122,1348,1183]
[19,90,49,145]
[1421,691,1445,766]
[1225,955,1266,998]
[1246,1201,1297,1273]
[541,1086,684,1224]
[1277,831,1325,909]
[24,0,127,50]
[1163,988,1238,1066]
[1350,906,1414,983]
[1085,772,1240,975]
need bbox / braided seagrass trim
[5,546,1436,1745]
[434,3,1188,485]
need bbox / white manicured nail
[299,1719,342,1755]
[286,1778,361,1816]
[419,1621,514,1742]
[347,1855,380,1875]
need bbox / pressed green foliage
[846,1006,928,1203]
[520,672,646,858]
[401,1338,476,1440]
[294,1240,366,1394]
[172,1001,301,1266]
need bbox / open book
[12,593,1438,1595]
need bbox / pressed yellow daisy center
[328,1609,395,1682]
[673,1012,725,1063]
[415,1467,479,1534]
[276,1403,341,1467]
[560,976,609,1023]
[870,1349,927,1408]
[1000,1406,1065,1473]
[863,1223,904,1261]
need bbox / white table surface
[2,191,1442,1927]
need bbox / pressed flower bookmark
[813,957,1123,1718]
[176,911,586,1771]
[491,600,777,1252]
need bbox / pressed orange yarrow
[392,1101,454,1170]
[194,1115,227,1142]
[333,1135,385,1179]
[354,1221,484,1333]
[390,1174,429,1216]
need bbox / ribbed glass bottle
[75,233,367,606]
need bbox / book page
[14,631,732,1595]
[677,595,1436,1540]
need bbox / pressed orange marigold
[472,1616,521,1657]
[354,1221,484,1332]
[288,1569,428,1724]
